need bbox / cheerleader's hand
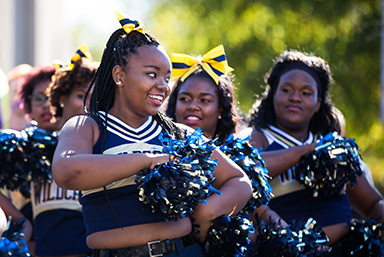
[145,153,173,169]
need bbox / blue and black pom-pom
[0,217,30,256]
[336,218,384,257]
[294,132,363,198]
[204,214,253,257]
[0,126,57,197]
[247,217,330,257]
[219,134,272,213]
[136,128,221,221]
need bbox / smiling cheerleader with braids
[52,12,252,257]
[247,50,384,256]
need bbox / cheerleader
[52,12,252,257]
[248,50,384,255]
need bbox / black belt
[93,234,195,257]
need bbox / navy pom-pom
[294,132,363,197]
[204,214,253,257]
[249,217,330,257]
[0,126,57,197]
[136,128,220,221]
[219,134,272,213]
[0,217,30,256]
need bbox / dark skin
[53,45,252,248]
[249,69,384,244]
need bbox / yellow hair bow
[171,45,234,85]
[52,59,63,71]
[52,44,92,72]
[68,43,92,71]
[116,11,147,34]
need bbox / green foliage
[149,0,384,184]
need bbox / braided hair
[85,29,183,149]
[249,50,340,136]
[166,68,241,143]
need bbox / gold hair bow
[116,11,147,34]
[171,45,233,85]
[52,60,63,71]
[68,43,93,71]
[52,43,92,71]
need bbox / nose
[42,98,51,108]
[289,90,302,102]
[156,78,171,97]
[187,99,199,111]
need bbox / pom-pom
[204,214,253,257]
[0,217,30,256]
[136,128,220,221]
[0,126,57,197]
[294,132,363,197]
[249,217,331,257]
[219,134,272,213]
[335,218,384,256]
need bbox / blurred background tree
[147,0,384,189]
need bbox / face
[113,45,171,126]
[273,69,321,132]
[29,79,56,131]
[174,77,221,139]
[60,84,89,122]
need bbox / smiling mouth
[149,95,164,102]
[186,116,200,121]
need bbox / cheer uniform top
[262,125,352,227]
[80,113,168,235]
[31,179,90,256]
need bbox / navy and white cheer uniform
[31,180,90,256]
[261,125,352,227]
[80,113,168,235]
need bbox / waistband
[92,234,195,257]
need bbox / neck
[273,124,309,142]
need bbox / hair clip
[171,45,234,85]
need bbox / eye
[77,93,85,100]
[302,91,313,96]
[147,72,156,78]
[281,87,292,93]
[201,98,212,103]
[178,96,190,103]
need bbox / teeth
[149,95,163,101]
[186,116,199,120]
